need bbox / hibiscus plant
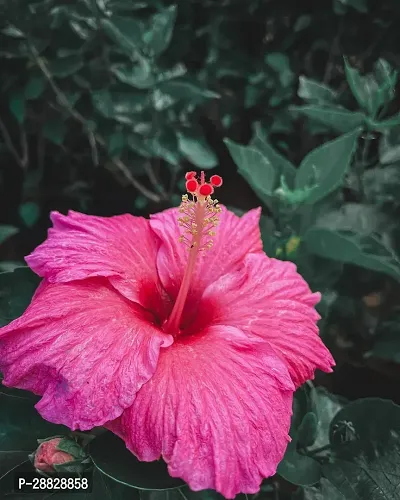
[2,1,400,500]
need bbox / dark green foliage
[2,1,400,499]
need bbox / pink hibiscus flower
[0,172,334,498]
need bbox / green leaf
[323,398,400,500]
[0,225,18,245]
[89,432,185,490]
[266,53,294,88]
[92,90,147,123]
[298,76,337,104]
[42,118,67,145]
[308,388,346,452]
[292,105,365,133]
[374,59,397,108]
[224,139,275,203]
[107,130,126,157]
[295,128,360,204]
[0,267,40,327]
[2,25,25,38]
[295,478,345,500]
[9,91,25,124]
[371,114,400,130]
[101,17,144,57]
[344,57,384,117]
[49,55,83,78]
[304,206,400,281]
[178,131,217,169]
[112,59,155,89]
[297,413,318,449]
[24,76,45,100]
[277,400,321,486]
[19,202,40,228]
[143,5,177,56]
[250,125,296,188]
[156,79,219,106]
[150,130,181,166]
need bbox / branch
[19,125,29,169]
[29,44,162,203]
[0,117,26,169]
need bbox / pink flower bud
[34,438,74,474]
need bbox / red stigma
[210,175,223,187]
[186,179,198,193]
[199,183,214,196]
[185,171,196,180]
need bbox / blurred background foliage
[2,0,400,499]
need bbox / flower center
[163,171,223,336]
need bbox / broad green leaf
[374,59,397,107]
[294,478,345,500]
[250,125,296,188]
[292,105,365,133]
[49,55,83,78]
[371,114,400,130]
[150,130,181,166]
[305,226,400,281]
[224,139,275,203]
[9,91,25,124]
[323,398,400,500]
[156,79,219,105]
[309,388,346,451]
[143,5,177,56]
[127,133,152,158]
[112,60,155,89]
[24,76,45,100]
[278,413,322,486]
[0,225,18,245]
[297,412,318,449]
[42,118,66,145]
[0,267,40,327]
[295,128,360,204]
[89,432,185,490]
[344,57,384,117]
[298,76,337,104]
[178,131,217,169]
[19,202,40,228]
[266,53,294,88]
[101,17,144,56]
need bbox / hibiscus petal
[25,211,167,314]
[197,253,335,387]
[0,278,173,430]
[150,206,263,303]
[107,325,294,499]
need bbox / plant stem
[0,117,27,169]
